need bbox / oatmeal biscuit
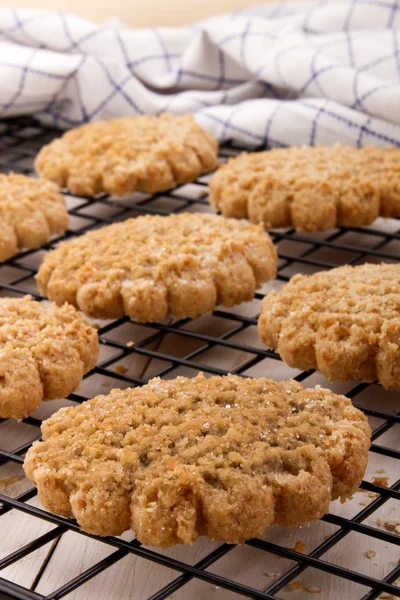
[0,296,99,419]
[37,213,277,322]
[0,173,68,261]
[24,373,370,546]
[258,263,400,389]
[209,146,400,231]
[35,114,218,196]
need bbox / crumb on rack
[376,518,382,526]
[293,540,306,553]
[366,550,376,559]
[101,381,110,387]
[372,476,389,487]
[126,341,134,347]
[263,572,280,578]
[375,468,386,474]
[284,580,303,592]
[115,365,128,374]
[306,586,323,594]
[0,475,22,487]
[383,521,400,534]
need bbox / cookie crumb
[383,521,400,533]
[293,540,306,553]
[372,476,389,487]
[101,381,110,388]
[366,550,376,559]
[284,581,303,591]
[359,501,367,506]
[263,572,280,578]
[126,341,134,347]
[115,365,128,374]
[375,468,386,474]
[0,475,22,487]
[379,594,394,599]
[376,518,382,526]
[306,586,323,594]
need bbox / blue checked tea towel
[1,0,400,147]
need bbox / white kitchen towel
[1,1,400,146]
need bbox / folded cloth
[1,0,400,146]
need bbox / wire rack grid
[0,116,399,600]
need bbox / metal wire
[0,116,399,600]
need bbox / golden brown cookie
[209,146,400,231]
[37,213,277,322]
[35,114,218,196]
[0,296,99,419]
[258,263,400,389]
[0,173,68,262]
[24,373,370,546]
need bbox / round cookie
[24,373,371,546]
[0,296,99,419]
[209,146,400,231]
[0,173,69,262]
[36,213,277,322]
[35,114,218,196]
[258,263,400,389]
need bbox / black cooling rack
[0,116,399,600]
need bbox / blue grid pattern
[0,0,399,146]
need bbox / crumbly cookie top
[258,263,400,389]
[0,173,68,261]
[0,296,98,418]
[24,373,370,546]
[37,374,366,465]
[209,145,400,230]
[37,213,277,322]
[35,114,218,196]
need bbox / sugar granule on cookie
[0,173,68,262]
[258,263,400,389]
[35,114,218,196]
[0,296,99,419]
[37,213,277,322]
[24,373,371,546]
[209,146,400,231]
